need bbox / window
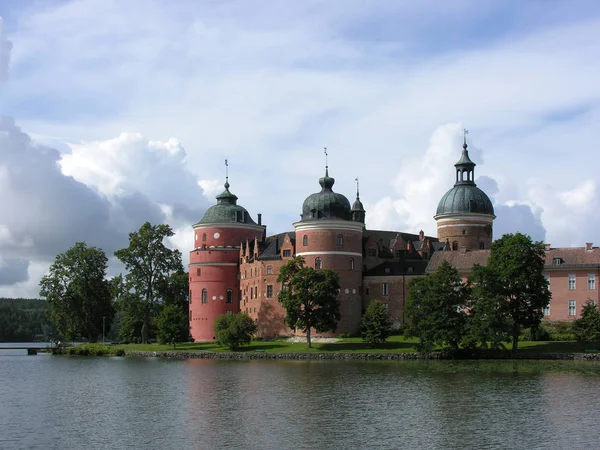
[349,258,355,270]
[189,290,192,304]
[226,310,233,316]
[385,268,390,274]
[337,234,343,246]
[283,249,291,257]
[384,303,389,312]
[589,274,596,290]
[395,250,402,259]
[202,289,207,304]
[452,241,458,251]
[266,285,273,298]
[254,286,258,298]
[303,235,308,246]
[368,248,376,257]
[569,274,576,290]
[366,287,370,295]
[202,233,207,242]
[479,242,485,250]
[315,257,322,269]
[254,267,257,276]
[462,230,466,235]
[382,283,389,296]
[196,267,201,276]
[544,274,550,291]
[250,288,254,299]
[407,267,413,273]
[543,304,550,317]
[226,289,233,304]
[569,300,576,316]
[553,258,562,265]
[267,265,273,275]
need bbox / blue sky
[1,0,600,296]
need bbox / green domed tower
[434,134,495,251]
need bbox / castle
[188,138,598,341]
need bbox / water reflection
[2,357,600,450]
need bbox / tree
[405,260,467,353]
[277,256,341,348]
[463,264,512,350]
[361,301,393,345]
[156,304,189,349]
[114,222,183,343]
[39,242,114,342]
[477,233,551,355]
[573,301,600,345]
[214,312,257,350]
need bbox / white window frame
[543,304,550,317]
[588,273,596,290]
[382,283,389,296]
[568,274,576,290]
[568,300,576,316]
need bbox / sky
[1,0,600,298]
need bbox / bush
[214,312,257,350]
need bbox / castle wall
[436,215,494,251]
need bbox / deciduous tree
[214,312,257,350]
[114,222,183,343]
[277,256,341,348]
[405,260,467,353]
[156,304,189,349]
[573,301,600,345]
[40,242,114,342]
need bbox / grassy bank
[113,337,598,355]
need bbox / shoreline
[124,350,600,361]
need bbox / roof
[426,250,491,273]
[364,260,430,277]
[301,170,352,221]
[257,232,296,261]
[435,184,495,217]
[196,181,258,226]
[545,247,600,269]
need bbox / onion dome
[435,139,495,218]
[196,180,257,225]
[301,169,352,221]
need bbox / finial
[224,158,230,189]
[463,128,469,149]
[355,177,360,199]
[324,147,329,176]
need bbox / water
[1,354,600,450]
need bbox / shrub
[361,301,393,345]
[214,312,257,350]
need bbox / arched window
[349,258,354,270]
[315,257,322,269]
[226,289,233,304]
[202,289,207,304]
[452,241,458,251]
[303,235,308,246]
[337,234,343,246]
[202,233,207,242]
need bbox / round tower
[434,133,495,251]
[293,166,364,335]
[189,179,264,341]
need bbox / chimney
[545,243,551,251]
[586,242,593,251]
[257,213,262,226]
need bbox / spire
[216,158,238,204]
[224,158,230,190]
[352,176,365,223]
[454,128,476,186]
[319,146,335,190]
[355,177,360,200]
[324,147,329,177]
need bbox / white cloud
[198,179,223,200]
[0,16,12,82]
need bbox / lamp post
[102,316,106,345]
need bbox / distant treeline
[0,298,56,342]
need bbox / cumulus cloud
[0,117,208,296]
[0,17,12,82]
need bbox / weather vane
[324,147,328,170]
[355,177,360,197]
[463,128,469,146]
[225,158,229,183]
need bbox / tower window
[202,289,207,304]
[226,289,233,304]
[337,234,344,246]
[349,258,354,270]
[202,233,207,242]
[315,257,322,270]
[196,267,201,276]
[303,235,308,246]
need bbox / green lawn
[114,337,595,355]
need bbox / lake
[1,351,600,449]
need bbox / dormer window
[553,258,562,265]
[236,210,246,222]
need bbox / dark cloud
[0,258,29,285]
